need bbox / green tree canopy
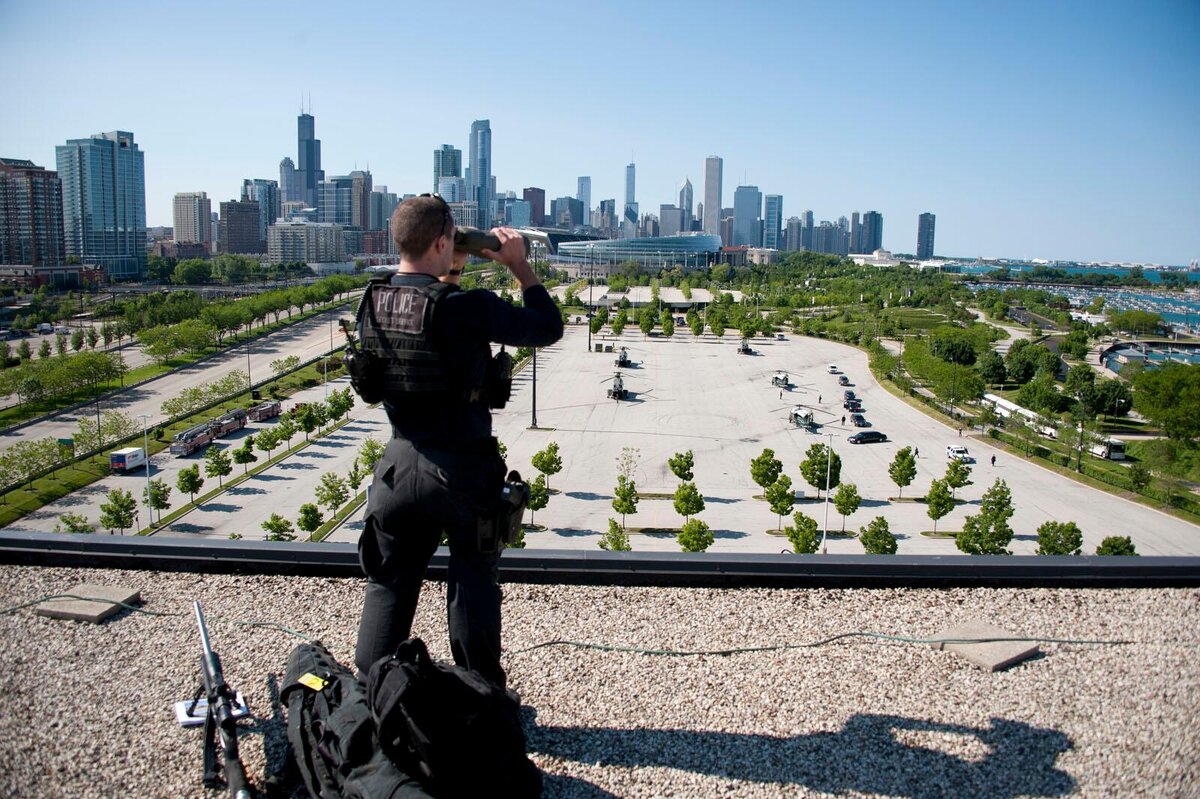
[925,479,954,535]
[888,447,917,499]
[177,464,204,504]
[860,516,897,555]
[143,478,171,524]
[750,448,783,491]
[764,475,794,530]
[1035,520,1083,555]
[315,471,349,515]
[956,478,1015,555]
[262,513,296,541]
[833,482,861,532]
[1133,364,1200,442]
[599,518,631,551]
[297,503,323,534]
[527,474,549,525]
[98,488,137,534]
[787,511,820,554]
[799,443,841,499]
[531,441,563,491]
[677,518,714,552]
[668,450,695,482]
[1095,535,1137,556]
[612,474,639,529]
[204,444,233,487]
[673,481,705,522]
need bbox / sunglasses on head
[419,193,452,239]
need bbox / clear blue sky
[2,0,1197,264]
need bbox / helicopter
[771,370,790,388]
[789,405,817,430]
[602,371,630,400]
[614,346,631,367]
[737,338,753,355]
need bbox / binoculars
[454,227,532,259]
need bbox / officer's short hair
[391,196,452,257]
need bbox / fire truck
[209,408,248,438]
[170,423,214,456]
[248,400,281,422]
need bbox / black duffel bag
[367,638,542,799]
[281,641,431,799]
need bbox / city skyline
[1,1,1196,264]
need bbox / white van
[827,364,838,373]
[946,445,974,463]
[35,323,53,334]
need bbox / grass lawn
[887,308,948,330]
[1126,440,1200,483]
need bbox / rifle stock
[195,601,254,799]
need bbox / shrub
[1035,520,1083,555]
[860,516,897,555]
[1095,536,1138,556]
[677,518,714,552]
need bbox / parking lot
[9,325,1198,555]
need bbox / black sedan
[848,430,887,444]
[851,413,869,427]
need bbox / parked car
[35,323,53,334]
[848,431,887,444]
[838,374,850,386]
[851,414,868,427]
[827,364,838,373]
[946,445,974,463]
[53,325,70,334]
[844,398,862,411]
[843,390,856,401]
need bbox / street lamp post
[139,414,152,526]
[530,348,538,429]
[820,431,835,554]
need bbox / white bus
[982,393,1059,439]
[1089,438,1127,461]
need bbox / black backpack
[281,641,432,799]
[367,638,542,799]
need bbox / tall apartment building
[433,144,461,192]
[576,176,591,225]
[659,205,685,237]
[622,163,637,238]
[703,156,722,234]
[369,187,398,232]
[219,200,262,254]
[468,120,492,228]
[267,221,343,264]
[763,195,783,249]
[437,177,467,202]
[297,113,324,207]
[917,212,936,259]
[505,200,531,227]
[279,157,298,203]
[350,170,372,230]
[56,130,146,279]
[240,180,280,248]
[522,187,545,226]
[550,196,584,228]
[678,178,693,228]
[862,211,883,252]
[318,176,354,226]
[732,185,762,247]
[850,212,862,253]
[0,158,65,266]
[173,192,212,250]
[784,216,803,251]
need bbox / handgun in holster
[479,470,529,553]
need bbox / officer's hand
[481,228,539,289]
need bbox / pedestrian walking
[841,415,846,426]
[991,454,996,467]
[779,390,783,400]
[914,447,919,458]
[818,394,822,404]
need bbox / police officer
[354,195,563,688]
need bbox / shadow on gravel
[712,529,748,539]
[277,462,317,470]
[859,498,891,508]
[703,496,741,504]
[200,503,239,513]
[530,713,1075,799]
[168,522,213,533]
[252,473,295,481]
[552,527,595,538]
[564,491,612,501]
[227,485,267,495]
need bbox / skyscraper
[433,145,461,192]
[850,212,863,253]
[241,180,280,248]
[623,163,637,238]
[0,158,65,266]
[732,186,762,247]
[318,176,354,226]
[917,212,936,259]
[56,130,146,279]
[862,211,883,252]
[350,170,373,230]
[522,187,545,226]
[703,156,722,234]
[297,113,324,208]
[437,177,467,203]
[576,176,591,225]
[279,157,298,204]
[219,200,261,254]
[659,205,685,237]
[764,195,783,249]
[678,178,693,227]
[468,120,492,228]
[173,192,212,248]
[785,217,803,252]
[802,209,814,250]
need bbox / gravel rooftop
[0,565,1196,798]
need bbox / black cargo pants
[355,436,507,688]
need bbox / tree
[1017,372,1064,416]
[310,401,330,434]
[1064,363,1096,398]
[639,311,655,338]
[297,503,323,534]
[860,516,897,554]
[956,478,1015,555]
[173,259,212,285]
[527,474,549,526]
[660,311,675,338]
[750,448,783,493]
[98,488,137,535]
[977,350,1007,384]
[293,404,318,440]
[799,443,841,499]
[86,326,99,349]
[599,518,631,551]
[143,478,171,524]
[787,511,820,554]
[888,447,917,499]
[1127,462,1151,493]
[612,474,639,529]
[1096,536,1138,556]
[833,482,861,533]
[944,458,972,500]
[1035,520,1083,556]
[38,339,50,359]
[611,310,627,335]
[232,435,258,474]
[764,475,795,530]
[668,450,695,482]
[616,446,640,481]
[1133,364,1200,442]
[1094,379,1133,419]
[347,458,367,493]
[70,328,85,352]
[315,471,349,516]
[54,512,95,534]
[254,427,280,461]
[931,329,977,366]
[689,314,704,337]
[673,481,705,523]
[327,387,355,423]
[261,513,296,541]
[677,518,714,552]
[530,441,563,491]
[16,340,30,361]
[177,464,204,505]
[55,332,67,356]
[925,479,954,535]
[204,444,233,487]
[359,436,385,471]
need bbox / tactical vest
[355,274,461,398]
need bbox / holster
[344,349,385,404]
[478,470,529,553]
